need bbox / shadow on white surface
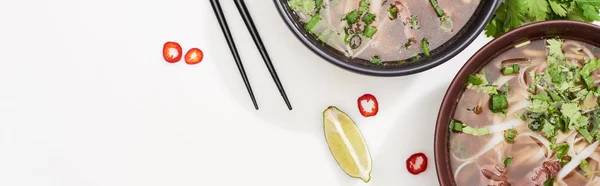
[367,83,449,186]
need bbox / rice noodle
[487,119,524,133]
[453,160,476,180]
[506,100,528,115]
[558,141,600,180]
[492,76,515,87]
[522,132,553,159]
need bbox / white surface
[0,0,494,185]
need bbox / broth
[449,38,600,185]
[288,0,480,63]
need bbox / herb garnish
[370,55,382,65]
[388,4,398,20]
[485,0,600,38]
[421,38,430,56]
[503,157,513,167]
[504,129,518,144]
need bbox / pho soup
[449,38,600,185]
[288,0,480,64]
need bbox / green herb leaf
[388,4,398,20]
[544,179,554,186]
[554,143,569,159]
[462,125,491,136]
[542,121,557,138]
[549,0,568,17]
[581,159,589,170]
[370,55,382,65]
[344,10,360,24]
[449,120,464,132]
[289,0,316,15]
[362,13,376,25]
[504,129,518,143]
[490,94,509,113]
[304,14,322,32]
[504,157,513,167]
[504,0,527,31]
[428,0,445,17]
[579,128,594,143]
[421,38,430,56]
[526,0,550,21]
[468,75,484,85]
[358,0,369,14]
[362,26,378,38]
[581,58,600,76]
[411,15,420,30]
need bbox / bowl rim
[434,20,600,186]
[273,0,499,77]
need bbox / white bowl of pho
[435,21,600,186]
[274,0,498,76]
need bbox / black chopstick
[233,0,293,110]
[209,0,259,110]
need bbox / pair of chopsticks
[210,0,292,111]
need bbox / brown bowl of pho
[435,20,600,186]
[274,0,498,76]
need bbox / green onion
[504,129,518,144]
[403,38,416,49]
[579,128,594,143]
[501,64,519,75]
[548,90,561,102]
[362,12,376,25]
[421,38,430,56]
[370,55,382,65]
[304,14,322,32]
[468,75,483,85]
[344,10,359,24]
[388,4,398,20]
[554,143,569,159]
[582,74,595,89]
[489,94,509,113]
[548,67,564,84]
[315,0,323,13]
[531,94,551,102]
[410,15,420,30]
[581,159,589,170]
[544,179,554,186]
[449,120,463,132]
[363,26,378,38]
[358,0,369,14]
[503,157,513,168]
[428,0,445,17]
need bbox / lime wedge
[323,106,372,182]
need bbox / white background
[0,0,500,185]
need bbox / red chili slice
[162,41,182,63]
[357,94,379,117]
[184,48,204,65]
[406,153,428,175]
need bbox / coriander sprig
[485,0,600,38]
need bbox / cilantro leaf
[504,0,527,31]
[549,0,568,17]
[542,121,557,137]
[580,58,600,76]
[529,99,550,113]
[526,0,550,21]
[577,0,600,20]
[547,39,565,64]
[485,0,600,38]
